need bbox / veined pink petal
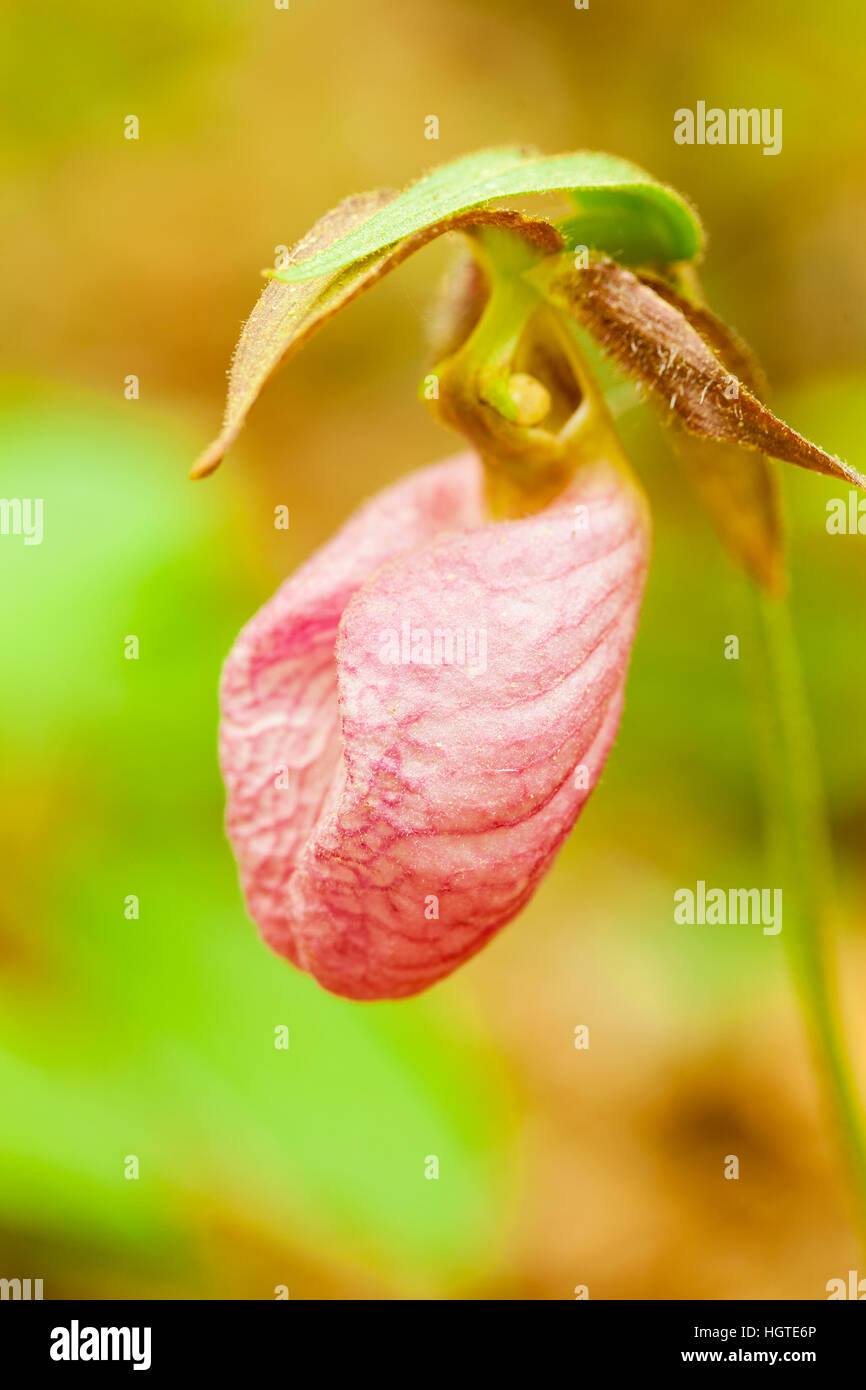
[219,456,485,968]
[220,453,649,999]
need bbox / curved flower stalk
[220,452,647,999]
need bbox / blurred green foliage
[0,386,512,1294]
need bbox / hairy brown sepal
[548,259,865,491]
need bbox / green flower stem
[746,582,866,1246]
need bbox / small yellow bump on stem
[505,373,552,427]
[478,368,551,428]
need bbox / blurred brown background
[1,0,865,1299]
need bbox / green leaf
[273,147,704,285]
[557,188,703,268]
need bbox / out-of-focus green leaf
[0,385,515,1290]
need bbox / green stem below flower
[746,581,866,1248]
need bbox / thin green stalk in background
[745,582,866,1248]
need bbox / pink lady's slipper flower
[219,452,648,999]
[195,149,862,1000]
